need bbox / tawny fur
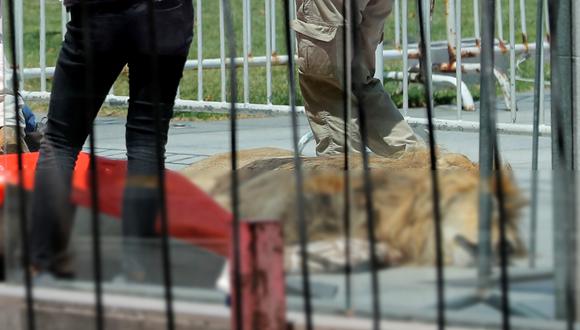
[181,147,527,267]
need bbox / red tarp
[0,152,233,256]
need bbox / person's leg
[354,0,421,156]
[299,72,363,155]
[294,0,365,156]
[29,7,127,273]
[295,0,418,157]
[120,0,193,277]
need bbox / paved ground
[4,92,560,328]
[89,92,555,269]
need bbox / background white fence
[14,0,551,135]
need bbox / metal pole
[15,0,23,87]
[219,0,226,102]
[39,0,46,92]
[453,0,463,119]
[417,0,446,327]
[341,0,353,314]
[221,1,244,328]
[283,0,313,328]
[508,0,517,121]
[549,0,576,325]
[496,0,504,42]
[60,2,67,41]
[350,0,381,327]
[477,0,495,293]
[374,44,384,83]
[5,0,35,326]
[265,0,272,105]
[197,0,203,101]
[394,0,401,48]
[575,0,580,324]
[246,0,252,54]
[243,0,250,104]
[543,0,550,41]
[144,0,176,327]
[529,0,544,270]
[402,0,409,116]
[78,0,106,325]
[271,0,277,53]
[473,0,480,45]
[519,0,528,46]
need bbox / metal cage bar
[282,0,314,328]
[5,0,35,327]
[417,0,446,328]
[477,0,496,293]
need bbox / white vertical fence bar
[15,0,24,88]
[540,0,547,126]
[473,0,480,44]
[17,0,553,136]
[543,0,550,40]
[247,0,253,54]
[60,2,67,41]
[290,0,297,61]
[197,0,203,101]
[375,44,384,83]
[243,0,250,104]
[39,0,46,92]
[519,0,527,44]
[271,0,277,53]
[265,0,273,105]
[455,0,462,119]
[394,0,401,48]
[496,0,504,42]
[219,0,227,102]
[446,0,456,47]
[420,0,435,120]
[402,0,409,116]
[539,26,546,125]
[541,0,548,123]
[541,0,549,134]
[424,0,432,81]
[509,0,517,121]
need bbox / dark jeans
[29,0,193,273]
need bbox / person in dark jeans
[29,0,193,279]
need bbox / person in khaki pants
[292,0,421,156]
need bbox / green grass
[14,0,546,112]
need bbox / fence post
[573,0,580,323]
[230,220,287,330]
[374,44,384,83]
[575,0,580,323]
[549,0,577,323]
[477,0,495,294]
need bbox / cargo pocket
[293,21,339,79]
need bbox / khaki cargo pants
[292,0,420,156]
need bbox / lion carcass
[181,147,526,272]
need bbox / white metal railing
[16,0,551,136]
